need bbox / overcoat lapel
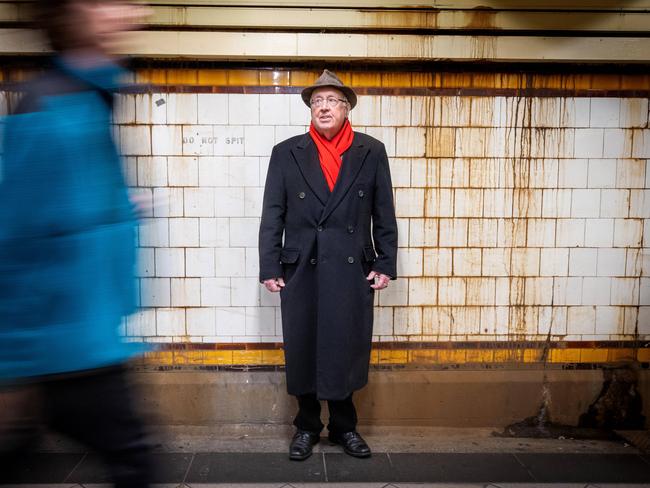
[290,134,330,206]
[318,135,369,225]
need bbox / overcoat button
[358,190,364,197]
[347,256,355,264]
[347,226,354,233]
[298,192,306,199]
[317,225,323,232]
[310,258,317,265]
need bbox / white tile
[398,248,423,277]
[569,248,597,277]
[166,94,197,124]
[571,189,601,218]
[136,248,155,277]
[560,97,590,127]
[258,94,290,125]
[186,248,215,277]
[215,187,245,217]
[408,277,438,306]
[600,189,629,218]
[155,248,185,277]
[120,125,151,156]
[470,96,502,127]
[639,307,650,335]
[231,277,260,306]
[556,219,585,247]
[245,247,260,277]
[395,127,425,157]
[186,308,217,336]
[620,98,649,127]
[396,218,409,248]
[603,129,632,158]
[228,94,259,125]
[482,248,511,277]
[152,125,183,156]
[483,189,514,218]
[139,218,169,247]
[574,129,604,158]
[439,96,470,127]
[153,188,184,217]
[389,158,411,187]
[380,96,411,126]
[215,307,246,335]
[453,248,482,276]
[439,158,469,188]
[438,219,467,247]
[364,126,396,157]
[244,187,264,218]
[215,247,246,277]
[541,189,572,218]
[617,159,646,189]
[531,97,560,127]
[171,278,201,306]
[640,277,650,305]
[424,188,454,217]
[230,217,260,247]
[496,218,527,248]
[524,277,554,305]
[454,189,483,218]
[540,248,569,276]
[135,94,167,124]
[590,98,620,127]
[289,93,309,126]
[632,129,650,158]
[114,94,135,124]
[137,156,167,187]
[465,278,495,306]
[423,248,452,276]
[169,218,199,247]
[197,93,228,124]
[526,218,555,247]
[184,188,215,217]
[373,307,394,335]
[260,287,281,307]
[587,159,617,188]
[512,189,542,218]
[468,218,498,247]
[511,248,540,276]
[126,309,156,336]
[393,306,423,335]
[529,158,559,189]
[437,278,465,306]
[245,126,275,157]
[567,306,596,335]
[395,188,424,217]
[156,308,186,336]
[229,156,260,187]
[201,277,231,306]
[182,125,214,156]
[168,157,199,187]
[140,278,170,307]
[553,277,583,305]
[611,277,639,305]
[275,125,306,145]
[245,306,275,335]
[377,277,408,305]
[595,306,624,334]
[582,277,612,305]
[213,125,245,156]
[351,95,381,126]
[558,159,588,188]
[626,248,643,276]
[614,218,642,247]
[597,248,627,277]
[585,219,614,247]
[629,189,650,218]
[422,306,453,335]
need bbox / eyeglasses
[310,97,348,109]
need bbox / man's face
[310,87,350,140]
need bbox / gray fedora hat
[301,69,357,109]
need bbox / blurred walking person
[0,1,152,486]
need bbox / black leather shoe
[328,431,371,458]
[289,430,320,460]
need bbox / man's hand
[366,271,391,290]
[263,277,286,292]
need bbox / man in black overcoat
[259,70,398,460]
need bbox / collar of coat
[291,132,370,225]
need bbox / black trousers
[293,393,357,435]
[0,365,152,488]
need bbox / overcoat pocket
[280,247,300,264]
[362,246,377,263]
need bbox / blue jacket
[0,58,141,380]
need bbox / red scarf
[309,119,354,192]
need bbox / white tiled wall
[3,90,648,343]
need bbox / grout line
[511,452,538,483]
[62,452,88,484]
[181,452,196,484]
[322,451,328,482]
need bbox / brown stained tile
[410,349,439,364]
[260,349,285,365]
[523,348,543,363]
[425,128,456,158]
[637,348,650,362]
[167,69,198,85]
[440,72,473,88]
[381,72,412,87]
[465,348,494,363]
[580,348,609,363]
[198,69,229,86]
[499,73,524,90]
[621,74,650,90]
[591,73,621,90]
[202,351,234,365]
[259,70,290,86]
[290,70,321,87]
[351,72,381,87]
[607,348,636,362]
[411,72,435,87]
[136,69,167,85]
[228,69,260,86]
[572,73,593,90]
[336,71,354,85]
[471,73,500,89]
[232,350,263,364]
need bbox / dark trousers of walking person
[293,393,357,435]
[0,366,152,488]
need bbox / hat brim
[301,85,357,109]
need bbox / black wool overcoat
[259,131,398,400]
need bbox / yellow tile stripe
[142,347,650,367]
